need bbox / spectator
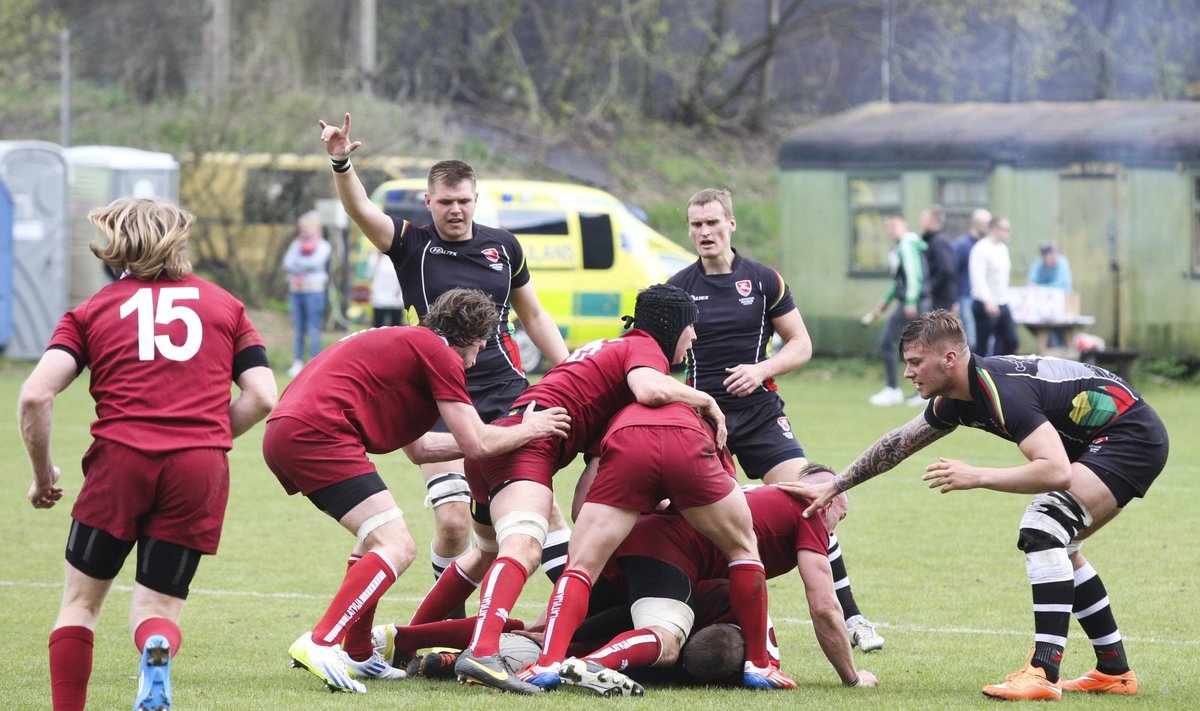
[862,213,927,406]
[969,215,1018,356]
[953,208,991,350]
[1027,242,1072,292]
[282,210,332,376]
[1027,242,1074,348]
[369,251,405,328]
[920,204,957,312]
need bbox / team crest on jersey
[482,248,500,262]
[735,280,752,297]
[777,416,795,439]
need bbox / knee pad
[424,472,471,509]
[430,543,471,573]
[1017,491,1092,552]
[631,597,695,647]
[494,511,548,547]
[357,507,404,543]
[64,520,135,581]
[1023,547,1073,585]
[135,535,202,599]
[474,532,499,554]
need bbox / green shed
[778,101,1200,359]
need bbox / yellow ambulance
[349,179,695,370]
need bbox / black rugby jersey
[386,217,531,383]
[925,354,1144,460]
[668,252,797,410]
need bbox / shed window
[849,177,901,273]
[937,177,989,237]
[1193,177,1200,276]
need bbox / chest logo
[482,248,500,262]
[735,280,752,297]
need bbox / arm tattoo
[834,417,952,490]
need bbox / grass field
[2,357,1197,710]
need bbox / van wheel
[512,323,544,374]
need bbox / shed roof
[779,101,1200,169]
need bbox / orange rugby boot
[1060,668,1137,695]
[981,663,1062,701]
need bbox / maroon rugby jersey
[48,273,263,452]
[270,326,472,453]
[617,484,828,583]
[510,329,668,455]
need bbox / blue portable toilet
[0,141,70,360]
[0,176,12,354]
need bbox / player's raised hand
[317,112,362,159]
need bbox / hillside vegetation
[7,84,789,266]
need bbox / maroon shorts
[262,416,376,496]
[465,414,572,503]
[615,514,722,585]
[587,425,736,512]
[72,438,229,554]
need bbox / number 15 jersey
[48,273,265,453]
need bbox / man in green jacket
[862,213,928,406]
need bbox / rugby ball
[499,632,541,670]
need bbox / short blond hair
[687,188,733,220]
[89,197,193,281]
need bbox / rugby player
[522,400,787,690]
[448,284,727,694]
[263,288,569,693]
[668,187,885,652]
[20,198,277,711]
[319,113,571,607]
[788,309,1168,700]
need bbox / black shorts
[1074,402,1169,507]
[429,374,528,433]
[724,397,806,479]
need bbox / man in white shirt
[968,216,1018,356]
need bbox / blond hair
[89,197,193,281]
[687,188,734,220]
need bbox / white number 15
[119,287,203,361]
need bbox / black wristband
[331,156,351,174]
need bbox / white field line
[5,579,1198,647]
